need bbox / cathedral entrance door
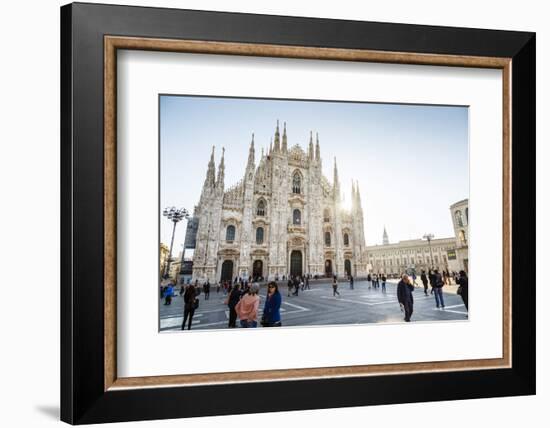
[344,259,351,277]
[220,260,234,282]
[290,250,303,277]
[253,260,263,279]
[324,260,333,277]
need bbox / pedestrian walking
[429,270,435,295]
[332,275,340,296]
[293,276,300,296]
[420,270,429,295]
[304,275,310,290]
[457,270,468,310]
[432,269,445,308]
[203,280,210,300]
[367,273,372,289]
[412,272,418,287]
[216,282,220,294]
[181,285,198,330]
[163,283,174,305]
[235,283,260,327]
[287,277,293,297]
[226,283,241,328]
[381,274,387,292]
[397,274,414,322]
[349,275,354,290]
[261,282,282,327]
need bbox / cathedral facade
[190,121,368,283]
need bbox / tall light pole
[423,233,434,269]
[162,207,189,279]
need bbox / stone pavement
[159,279,467,331]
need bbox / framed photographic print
[61,2,535,424]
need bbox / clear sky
[160,95,468,256]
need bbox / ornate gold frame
[104,36,512,391]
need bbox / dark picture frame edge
[61,2,535,424]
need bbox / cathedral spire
[273,120,281,152]
[383,226,389,245]
[308,131,314,160]
[282,122,288,153]
[269,138,273,156]
[247,133,255,169]
[356,180,362,207]
[204,145,216,188]
[333,157,340,200]
[216,147,225,189]
[315,132,321,161]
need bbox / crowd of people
[160,268,469,329]
[398,269,469,322]
[225,281,282,328]
[285,275,311,296]
[365,273,387,292]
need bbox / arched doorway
[344,259,351,277]
[220,260,233,282]
[290,250,303,277]
[253,260,263,279]
[325,259,333,277]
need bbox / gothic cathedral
[191,121,368,283]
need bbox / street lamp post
[423,233,434,269]
[163,206,190,279]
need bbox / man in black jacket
[457,270,468,310]
[227,284,241,328]
[397,274,414,322]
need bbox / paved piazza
[160,279,467,331]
